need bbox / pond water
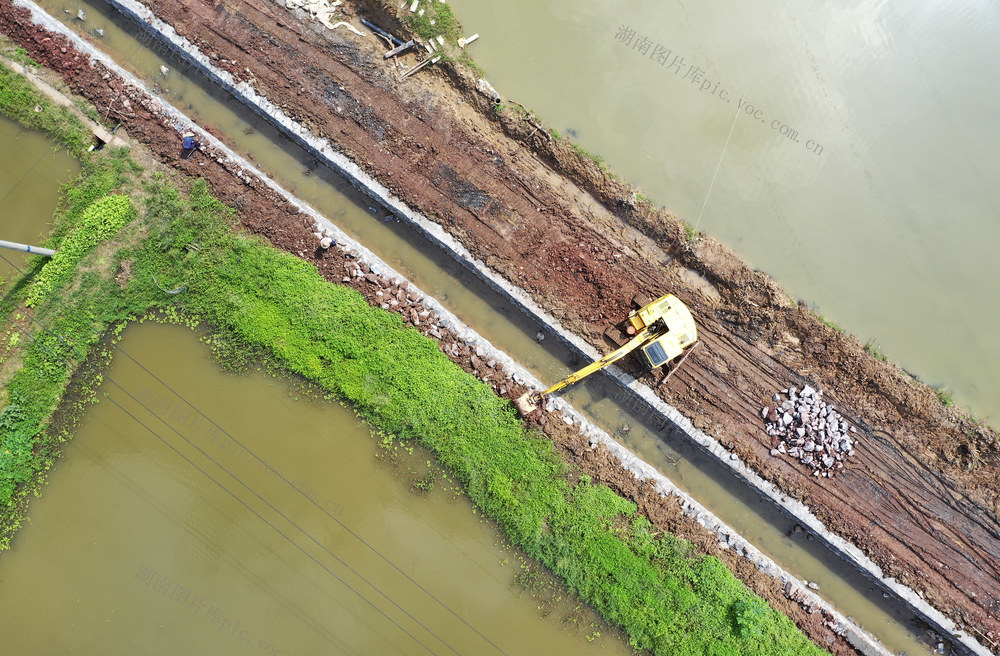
[0,321,632,655]
[0,114,79,281]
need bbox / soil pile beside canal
[2,0,997,649]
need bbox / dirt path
[2,0,997,650]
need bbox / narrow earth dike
[1,0,997,652]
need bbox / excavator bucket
[514,392,540,416]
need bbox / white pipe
[331,22,363,37]
[0,239,56,257]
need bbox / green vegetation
[0,64,825,655]
[133,179,825,654]
[0,151,150,545]
[392,1,468,75]
[570,142,606,169]
[404,5,482,76]
[73,96,104,126]
[25,195,135,308]
[936,387,955,408]
[407,2,461,44]
[816,313,843,333]
[0,65,152,543]
[8,47,40,68]
[507,102,530,118]
[1,154,826,656]
[864,340,889,362]
[412,469,436,493]
[0,62,92,157]
[456,49,485,77]
[683,222,699,243]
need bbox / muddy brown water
[0,114,78,281]
[0,321,633,655]
[450,0,1000,425]
[8,3,943,654]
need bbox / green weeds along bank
[0,60,91,157]
[0,147,146,538]
[25,194,136,307]
[0,70,824,656]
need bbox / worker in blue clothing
[181,131,201,158]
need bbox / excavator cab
[514,293,697,415]
[633,295,697,370]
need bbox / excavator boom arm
[514,293,697,416]
[539,328,651,398]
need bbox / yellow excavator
[515,293,698,415]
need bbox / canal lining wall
[13,1,990,654]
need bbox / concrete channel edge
[12,1,991,654]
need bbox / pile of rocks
[762,386,856,477]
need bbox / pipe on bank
[0,239,55,257]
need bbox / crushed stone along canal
[6,2,955,654]
[0,321,634,655]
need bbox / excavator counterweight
[515,294,697,415]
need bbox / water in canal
[0,114,79,282]
[450,0,1000,423]
[10,3,945,653]
[0,321,632,655]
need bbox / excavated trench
[4,1,995,655]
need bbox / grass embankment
[0,64,824,655]
[0,59,143,539]
[397,1,482,74]
[0,146,147,540]
[0,58,92,157]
